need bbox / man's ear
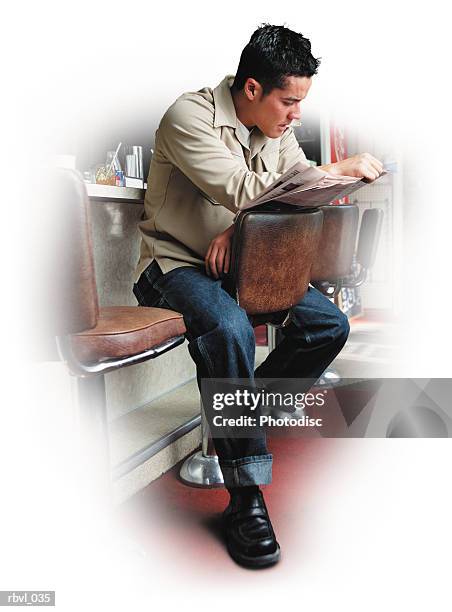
[244,78,261,101]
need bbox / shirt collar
[235,119,252,149]
[212,74,272,158]
[212,74,238,129]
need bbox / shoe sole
[227,542,281,568]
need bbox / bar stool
[180,202,324,487]
[53,168,187,497]
[311,204,384,385]
[311,204,383,296]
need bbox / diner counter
[86,183,145,204]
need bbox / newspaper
[242,161,386,210]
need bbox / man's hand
[205,224,235,279]
[322,152,384,182]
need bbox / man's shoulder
[160,85,215,131]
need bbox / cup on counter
[132,145,143,179]
[95,164,116,186]
[124,145,144,179]
[125,154,137,178]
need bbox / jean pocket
[133,260,164,307]
[143,259,164,284]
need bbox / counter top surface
[86,183,145,204]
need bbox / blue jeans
[133,260,350,488]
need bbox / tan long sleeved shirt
[135,74,308,280]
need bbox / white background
[1,1,451,609]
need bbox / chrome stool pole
[316,367,342,387]
[180,400,225,487]
[266,324,277,353]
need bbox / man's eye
[283,102,292,107]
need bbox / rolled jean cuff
[219,454,273,488]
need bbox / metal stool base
[317,367,342,387]
[179,451,225,488]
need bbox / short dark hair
[232,24,321,95]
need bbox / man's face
[246,75,312,138]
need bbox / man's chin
[263,127,286,139]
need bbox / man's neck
[230,87,255,129]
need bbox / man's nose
[288,105,301,121]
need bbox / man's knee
[291,294,350,346]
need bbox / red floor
[115,383,378,574]
[116,437,335,575]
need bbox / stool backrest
[311,204,359,282]
[53,168,99,335]
[226,203,324,315]
[356,208,384,270]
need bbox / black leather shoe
[223,489,280,568]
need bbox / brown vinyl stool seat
[311,204,359,282]
[311,203,384,296]
[71,306,186,364]
[310,203,384,386]
[53,167,187,375]
[53,167,188,497]
[223,201,324,322]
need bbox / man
[133,24,383,568]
